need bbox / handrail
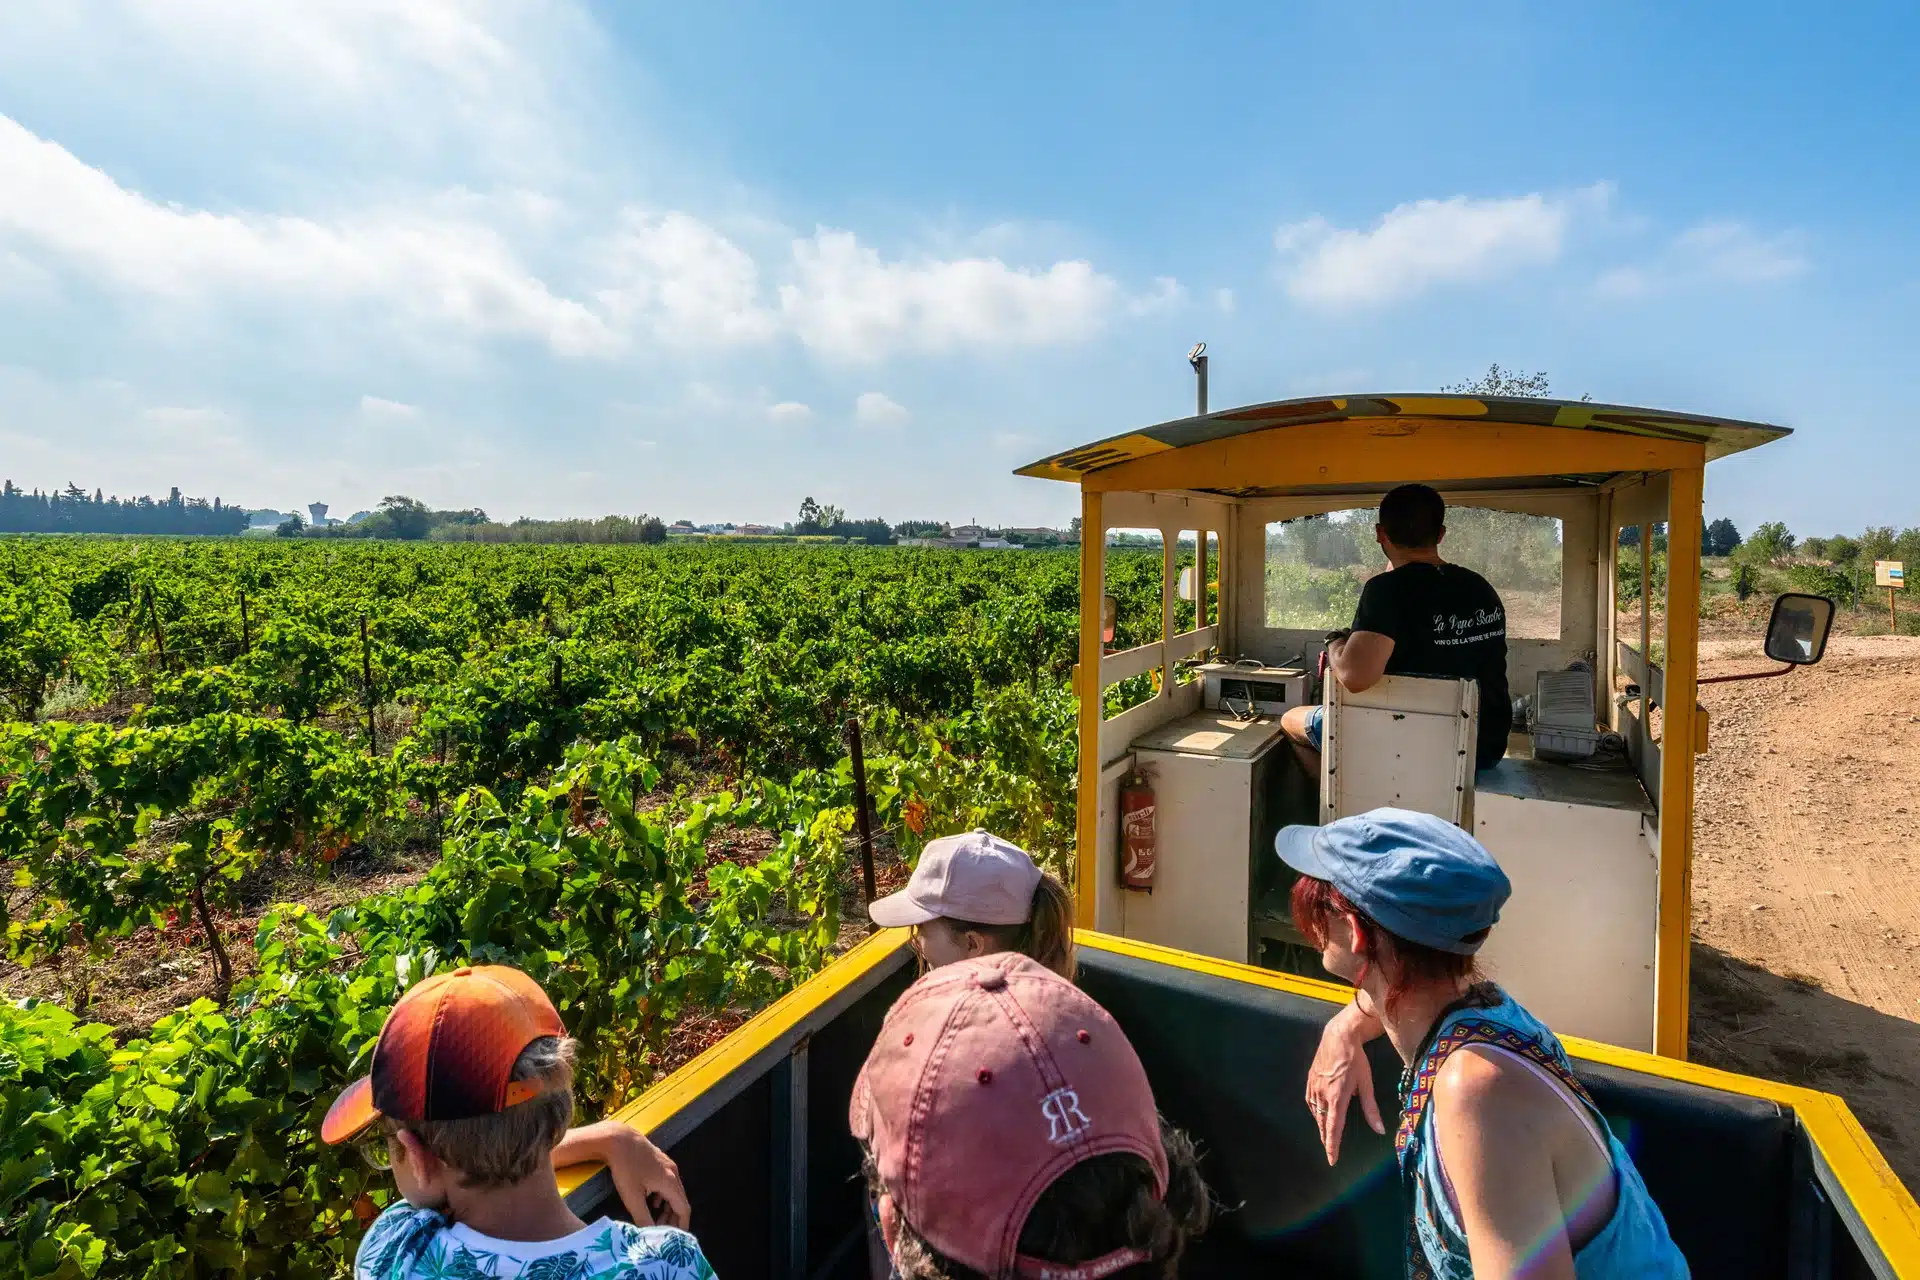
[1165,624,1219,665]
[1098,626,1219,688]
[1099,639,1164,686]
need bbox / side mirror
[1764,593,1834,665]
[1101,594,1117,645]
[1176,566,1195,601]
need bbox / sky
[0,2,1915,533]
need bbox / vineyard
[0,538,1178,1279]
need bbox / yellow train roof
[1016,393,1790,485]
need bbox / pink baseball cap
[850,953,1169,1279]
[868,828,1042,928]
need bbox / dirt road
[1690,635,1920,1191]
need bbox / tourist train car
[561,394,1918,1275]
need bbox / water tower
[308,502,329,527]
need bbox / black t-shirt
[1349,561,1512,770]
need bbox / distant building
[308,502,330,527]
[738,523,777,535]
[670,520,697,532]
[976,537,1016,549]
[949,524,988,541]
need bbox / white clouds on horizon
[766,400,813,423]
[1274,186,1610,307]
[0,0,588,179]
[1597,220,1810,299]
[778,230,1125,360]
[359,395,422,419]
[854,391,908,426]
[0,113,1167,366]
[0,115,622,357]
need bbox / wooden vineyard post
[845,717,878,921]
[1893,587,1899,635]
[145,585,169,670]
[359,615,377,754]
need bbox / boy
[322,964,716,1279]
[853,952,1213,1279]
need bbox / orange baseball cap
[321,965,567,1145]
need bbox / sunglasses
[354,1130,396,1172]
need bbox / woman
[1279,808,1688,1279]
[866,827,1075,979]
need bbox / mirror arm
[1699,664,1797,686]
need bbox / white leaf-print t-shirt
[355,1202,717,1280]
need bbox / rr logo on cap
[1040,1087,1092,1144]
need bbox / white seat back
[1320,674,1478,826]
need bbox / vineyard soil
[1690,635,1920,1193]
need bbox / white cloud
[1126,276,1184,315]
[1275,187,1605,307]
[1597,220,1809,299]
[1594,266,1652,299]
[855,391,909,426]
[779,229,1121,360]
[359,395,421,419]
[766,401,813,423]
[1,107,1164,369]
[1,0,582,173]
[1678,221,1809,283]
[593,211,779,345]
[0,115,618,357]
[141,404,235,428]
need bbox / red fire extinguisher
[1119,767,1156,891]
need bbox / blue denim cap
[1274,808,1511,955]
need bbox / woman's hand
[551,1120,691,1228]
[1306,999,1387,1165]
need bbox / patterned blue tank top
[1394,988,1690,1280]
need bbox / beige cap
[868,829,1043,928]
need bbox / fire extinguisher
[1119,767,1156,892]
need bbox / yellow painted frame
[554,928,913,1199]
[1075,488,1103,928]
[560,928,1920,1274]
[1655,465,1705,1057]
[1081,419,1702,493]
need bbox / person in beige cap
[866,828,1076,979]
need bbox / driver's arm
[1328,630,1394,692]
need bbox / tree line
[0,482,248,536]
[280,496,670,544]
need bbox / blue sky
[1,1,1914,533]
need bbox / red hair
[1289,875,1484,1012]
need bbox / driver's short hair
[1379,484,1446,550]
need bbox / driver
[1281,484,1513,775]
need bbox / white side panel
[1473,791,1657,1052]
[1118,750,1256,964]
